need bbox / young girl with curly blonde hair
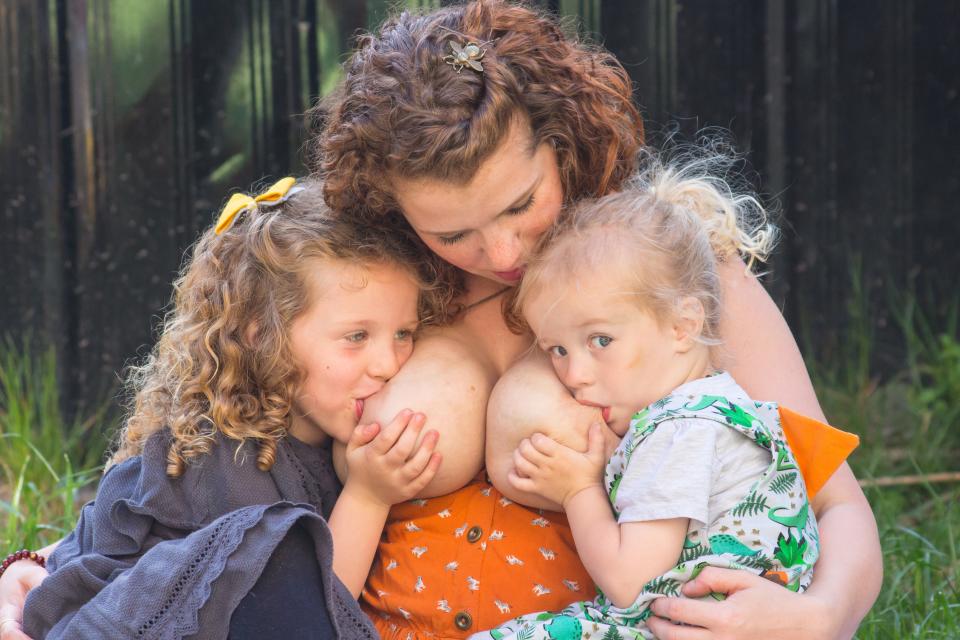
[19,177,443,639]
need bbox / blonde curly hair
[113,177,441,477]
[515,145,778,343]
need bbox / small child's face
[288,259,420,445]
[525,277,687,436]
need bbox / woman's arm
[647,259,881,638]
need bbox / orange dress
[361,409,858,640]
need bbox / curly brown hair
[113,178,443,477]
[309,0,644,314]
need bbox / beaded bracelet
[0,549,46,579]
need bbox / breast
[359,333,497,498]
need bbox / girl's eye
[395,328,416,341]
[346,331,368,343]
[589,335,613,349]
[507,196,535,216]
[438,232,467,245]
[547,345,567,357]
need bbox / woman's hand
[0,559,48,640]
[343,409,442,507]
[507,422,607,508]
[647,567,835,640]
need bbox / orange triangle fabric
[778,406,860,501]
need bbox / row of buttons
[454,525,485,628]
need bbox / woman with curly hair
[15,178,442,639]
[312,1,880,639]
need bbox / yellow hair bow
[215,177,301,235]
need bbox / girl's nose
[367,340,402,380]
[561,354,593,390]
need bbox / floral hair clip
[215,177,303,235]
[443,40,487,74]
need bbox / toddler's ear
[672,296,705,353]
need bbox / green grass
[0,339,108,551]
[1,288,958,637]
[806,283,960,638]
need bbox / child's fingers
[409,451,443,492]
[586,422,606,460]
[370,409,413,454]
[506,470,538,494]
[388,412,426,462]
[517,438,550,466]
[512,448,540,478]
[347,422,379,452]
[529,432,561,455]
[403,429,440,477]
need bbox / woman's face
[392,121,563,286]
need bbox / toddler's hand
[507,422,606,508]
[343,409,441,507]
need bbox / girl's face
[392,121,563,286]
[287,259,420,446]
[524,274,695,436]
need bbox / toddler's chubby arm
[509,427,687,609]
[486,349,619,511]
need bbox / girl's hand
[0,559,47,640]
[647,567,834,640]
[343,409,442,507]
[507,422,607,508]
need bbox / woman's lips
[493,268,524,283]
[601,406,611,423]
[355,399,364,421]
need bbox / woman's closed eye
[589,335,613,349]
[436,196,535,245]
[438,231,467,245]
[506,195,535,216]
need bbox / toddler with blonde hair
[478,149,831,640]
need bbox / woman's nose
[482,226,523,271]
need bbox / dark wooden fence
[2,0,958,416]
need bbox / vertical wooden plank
[0,0,69,376]
[601,0,677,131]
[782,0,840,354]
[911,1,960,315]
[763,0,790,306]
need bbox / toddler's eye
[395,328,415,341]
[547,345,568,357]
[589,335,613,348]
[346,331,368,343]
